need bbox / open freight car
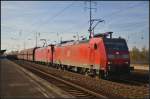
[17,47,37,61]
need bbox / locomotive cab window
[94,43,98,50]
[104,39,128,50]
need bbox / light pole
[23,38,32,50]
[10,37,18,51]
[35,32,40,47]
[40,39,47,47]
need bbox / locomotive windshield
[104,39,128,51]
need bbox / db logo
[116,52,119,54]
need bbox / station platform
[0,58,74,98]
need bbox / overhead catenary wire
[20,2,147,49]
[99,2,147,29]
[34,2,75,32]
[64,2,145,33]
[30,2,144,36]
[25,2,75,45]
[101,2,145,19]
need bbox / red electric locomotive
[52,32,133,79]
[34,46,52,64]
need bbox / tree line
[129,46,149,64]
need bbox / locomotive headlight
[125,61,129,64]
[122,54,129,59]
[108,54,115,59]
[108,61,111,64]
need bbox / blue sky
[1,1,149,52]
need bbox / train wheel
[83,68,89,76]
[104,71,109,80]
[81,68,86,74]
[62,65,66,70]
[77,67,80,73]
[56,64,59,69]
[104,70,111,80]
[99,70,109,79]
[85,71,88,76]
[63,65,67,70]
[88,69,96,77]
[58,64,61,69]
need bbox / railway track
[32,60,149,87]
[11,59,149,99]
[13,60,108,99]
[109,77,148,87]
[108,70,149,87]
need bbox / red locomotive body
[53,33,132,78]
[34,46,52,64]
[54,38,107,71]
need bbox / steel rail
[15,60,108,99]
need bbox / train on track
[7,32,134,79]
